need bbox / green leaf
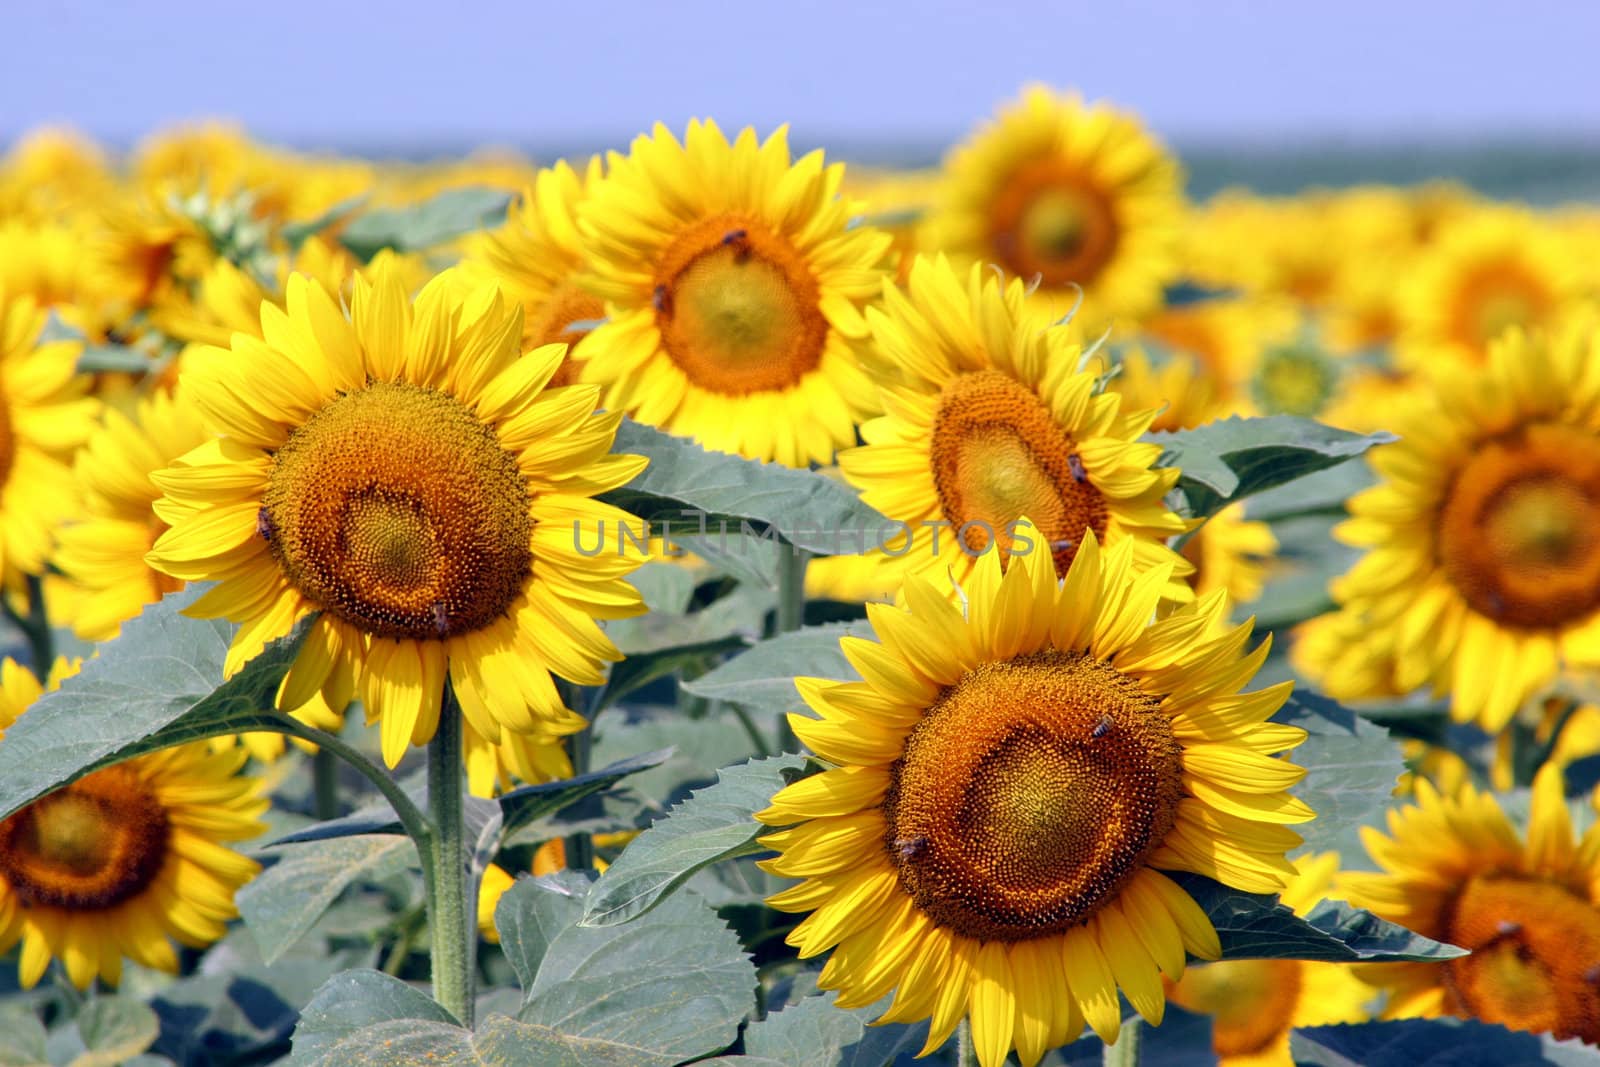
[75,343,152,375]
[497,749,674,845]
[678,622,872,718]
[626,562,697,616]
[739,992,927,1066]
[0,586,308,823]
[599,419,892,555]
[495,871,756,1065]
[339,187,511,258]
[1166,871,1464,962]
[607,582,772,656]
[597,636,745,711]
[1277,689,1405,866]
[1249,514,1357,631]
[281,194,369,248]
[1052,1007,1216,1066]
[290,968,462,1062]
[1244,457,1375,522]
[583,754,810,926]
[0,1004,47,1067]
[239,835,416,965]
[1291,1018,1600,1067]
[67,998,161,1067]
[1147,416,1394,519]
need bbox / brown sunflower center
[1437,423,1600,629]
[882,650,1183,942]
[930,369,1106,574]
[1452,264,1553,354]
[988,160,1119,288]
[1440,875,1600,1044]
[0,767,170,910]
[528,279,604,388]
[653,214,827,395]
[263,380,532,641]
[1166,958,1305,1057]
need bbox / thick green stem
[1103,1017,1142,1067]
[955,1018,979,1067]
[776,548,809,634]
[311,747,341,820]
[424,686,475,1026]
[564,702,595,870]
[4,575,55,677]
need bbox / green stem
[277,719,431,846]
[774,549,809,754]
[955,1018,979,1067]
[1103,1017,1142,1067]
[311,747,341,820]
[564,703,595,871]
[5,575,55,677]
[424,684,475,1026]
[728,701,771,758]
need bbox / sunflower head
[1329,317,1600,731]
[0,657,265,989]
[1343,765,1600,1044]
[758,527,1308,1065]
[926,86,1184,324]
[147,261,648,768]
[576,121,891,467]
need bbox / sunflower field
[1,85,1599,1067]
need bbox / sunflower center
[1437,423,1600,629]
[988,161,1118,287]
[1440,875,1600,1043]
[1252,344,1338,417]
[1166,958,1305,1057]
[883,650,1183,942]
[263,381,532,641]
[930,369,1106,574]
[527,279,604,388]
[654,215,827,395]
[1456,265,1552,351]
[0,767,170,910]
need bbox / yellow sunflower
[0,290,100,582]
[925,86,1183,325]
[145,260,647,768]
[1133,296,1299,415]
[1344,765,1600,1043]
[462,158,606,388]
[576,120,891,467]
[1166,852,1372,1066]
[1395,207,1587,376]
[1181,503,1278,606]
[758,530,1310,1065]
[838,255,1192,601]
[1104,345,1227,434]
[1326,319,1600,732]
[0,657,266,989]
[1290,609,1408,710]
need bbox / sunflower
[1104,345,1226,434]
[145,261,647,768]
[925,86,1182,325]
[0,290,100,583]
[461,158,606,388]
[1133,296,1299,414]
[1166,852,1372,1066]
[576,120,890,467]
[1325,319,1600,732]
[1343,765,1600,1043]
[0,657,266,989]
[1181,503,1278,606]
[838,255,1192,601]
[839,166,942,284]
[1395,207,1587,376]
[758,529,1310,1065]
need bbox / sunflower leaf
[290,968,463,1060]
[1290,1018,1600,1067]
[1276,689,1407,866]
[494,871,756,1065]
[1167,871,1465,962]
[497,748,675,844]
[678,622,873,718]
[1147,416,1394,519]
[599,419,894,556]
[239,835,417,967]
[75,343,152,375]
[581,754,812,926]
[0,586,308,824]
[67,998,161,1067]
[738,991,929,1066]
[338,186,511,259]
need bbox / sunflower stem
[564,715,596,871]
[311,747,341,820]
[955,1018,979,1066]
[7,574,54,677]
[424,684,475,1026]
[774,548,809,753]
[1103,1017,1142,1067]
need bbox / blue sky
[7,1,1598,152]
